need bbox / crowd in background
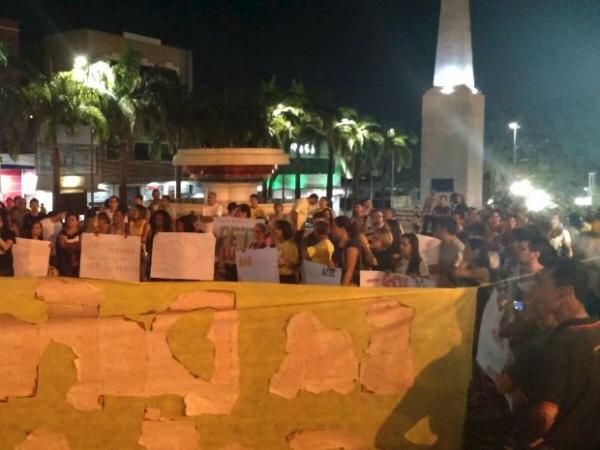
[0,189,599,292]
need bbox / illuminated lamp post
[508,122,521,167]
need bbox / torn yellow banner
[0,278,476,450]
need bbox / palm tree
[24,71,108,207]
[264,79,323,199]
[0,42,31,157]
[107,47,143,203]
[373,127,416,206]
[334,108,383,204]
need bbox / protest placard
[213,217,261,264]
[417,234,441,266]
[12,238,51,277]
[476,288,512,381]
[302,260,342,286]
[235,247,279,283]
[360,271,436,288]
[80,233,141,282]
[150,232,215,280]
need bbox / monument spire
[433,0,475,91]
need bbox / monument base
[201,181,261,205]
[420,85,485,209]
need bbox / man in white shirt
[200,191,223,234]
[40,211,65,261]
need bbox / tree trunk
[294,153,301,199]
[119,140,129,204]
[326,145,334,200]
[174,140,181,200]
[267,173,276,200]
[175,166,182,200]
[352,153,359,203]
[51,144,61,210]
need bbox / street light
[508,121,521,166]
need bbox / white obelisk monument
[420,0,484,208]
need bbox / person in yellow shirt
[273,219,299,284]
[304,221,334,267]
[291,193,319,231]
[249,194,267,220]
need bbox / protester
[304,221,335,267]
[291,193,319,231]
[269,200,288,229]
[248,223,271,249]
[273,219,299,284]
[394,233,429,278]
[0,210,16,276]
[144,210,173,277]
[26,221,44,240]
[235,204,252,219]
[453,237,491,286]
[22,198,45,236]
[200,191,222,233]
[127,205,147,237]
[498,259,600,450]
[105,195,120,220]
[40,211,65,259]
[249,194,267,220]
[547,214,573,257]
[432,216,465,287]
[95,212,111,234]
[148,188,161,212]
[110,208,127,235]
[83,209,97,233]
[56,213,82,277]
[332,216,362,286]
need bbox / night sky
[2,0,600,134]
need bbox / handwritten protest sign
[302,260,342,286]
[417,234,441,266]
[12,238,50,277]
[476,288,512,381]
[150,232,215,280]
[360,271,436,288]
[80,233,141,282]
[213,217,262,264]
[235,248,279,283]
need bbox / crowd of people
[0,189,599,290]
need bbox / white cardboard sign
[12,238,51,277]
[235,247,279,283]
[302,261,342,286]
[476,288,512,381]
[80,233,141,282]
[150,232,215,280]
[359,270,436,288]
[213,217,262,264]
[417,234,441,266]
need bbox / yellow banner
[0,278,476,450]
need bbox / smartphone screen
[513,300,524,311]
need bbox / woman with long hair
[27,221,44,240]
[56,212,82,277]
[273,219,299,284]
[0,210,16,276]
[394,233,429,277]
[453,237,491,286]
[249,223,272,249]
[127,205,147,237]
[332,216,362,286]
[143,210,173,277]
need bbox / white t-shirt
[201,203,223,233]
[40,218,63,244]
